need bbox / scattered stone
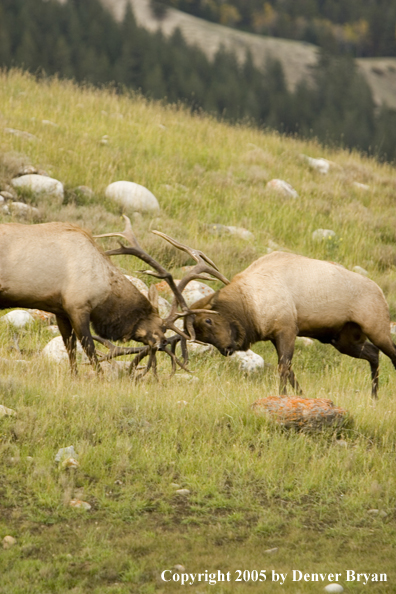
[266,179,298,198]
[175,488,190,496]
[353,182,370,191]
[335,440,348,448]
[100,136,109,145]
[230,350,265,373]
[324,585,344,594]
[28,309,56,324]
[41,119,58,127]
[4,127,38,141]
[42,336,87,363]
[302,155,332,174]
[11,174,64,204]
[0,310,34,328]
[182,280,215,307]
[0,404,17,418]
[158,124,166,130]
[353,266,369,276]
[2,535,17,549]
[252,396,349,430]
[114,479,123,485]
[187,341,213,355]
[17,165,38,176]
[75,185,94,198]
[177,400,189,407]
[173,565,186,572]
[55,446,77,463]
[62,457,79,469]
[5,202,40,218]
[171,483,180,489]
[295,337,314,347]
[105,181,160,212]
[0,191,15,201]
[312,229,337,242]
[264,547,278,554]
[205,223,253,241]
[69,499,91,511]
[124,275,149,296]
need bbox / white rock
[1,310,34,328]
[41,119,58,127]
[312,229,337,242]
[0,404,17,418]
[105,181,160,213]
[173,564,186,572]
[181,280,215,307]
[353,266,369,276]
[303,155,331,174]
[0,191,14,201]
[4,127,38,141]
[55,446,77,462]
[11,175,64,204]
[2,535,17,549]
[124,275,149,296]
[158,296,172,318]
[266,179,298,198]
[225,226,254,240]
[187,341,212,354]
[75,185,94,198]
[42,336,87,363]
[295,337,314,347]
[264,547,278,554]
[324,585,344,593]
[175,489,190,496]
[230,350,265,373]
[69,499,91,511]
[353,182,370,191]
[7,202,40,218]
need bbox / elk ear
[148,284,159,313]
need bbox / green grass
[0,70,395,592]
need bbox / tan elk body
[0,222,165,372]
[191,251,396,396]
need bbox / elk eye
[205,318,213,325]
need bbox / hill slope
[1,70,396,593]
[99,0,396,108]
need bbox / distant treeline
[1,0,396,161]
[155,0,396,57]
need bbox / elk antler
[92,335,190,379]
[152,230,230,341]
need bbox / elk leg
[273,333,302,396]
[332,324,380,397]
[56,315,77,375]
[70,312,101,373]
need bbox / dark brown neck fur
[90,282,154,342]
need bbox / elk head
[189,292,248,356]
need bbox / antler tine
[94,215,140,248]
[152,230,219,270]
[92,335,149,362]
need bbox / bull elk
[0,217,226,377]
[189,251,396,397]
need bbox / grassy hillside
[0,70,395,593]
